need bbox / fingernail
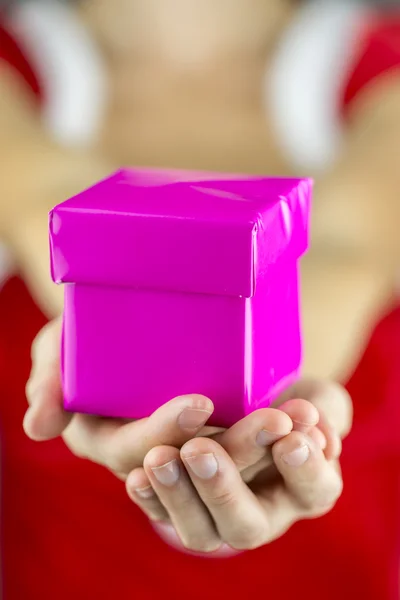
[256,429,281,447]
[282,444,310,467]
[135,486,155,499]
[178,408,212,431]
[151,460,180,487]
[185,453,218,480]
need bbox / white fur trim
[7,0,107,147]
[267,1,364,174]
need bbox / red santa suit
[269,1,400,174]
[1,2,400,599]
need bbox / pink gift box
[49,168,312,427]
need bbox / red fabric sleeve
[1,277,400,600]
[0,20,42,101]
[341,12,400,116]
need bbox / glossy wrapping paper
[49,168,312,427]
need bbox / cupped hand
[125,379,351,554]
[25,318,352,554]
[25,318,217,478]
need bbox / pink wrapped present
[49,168,312,427]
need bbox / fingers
[274,379,352,461]
[138,446,221,553]
[308,426,327,451]
[127,419,344,554]
[128,442,300,553]
[314,414,341,461]
[25,321,215,478]
[151,522,239,558]
[128,408,293,548]
[275,378,353,440]
[278,398,319,433]
[64,394,214,476]
[127,449,223,553]
[282,387,345,460]
[278,397,332,454]
[126,468,169,523]
[213,401,326,483]
[213,408,293,472]
[135,437,273,552]
[180,438,270,550]
[24,318,71,440]
[272,431,343,515]
[300,380,352,439]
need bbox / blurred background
[1,0,400,598]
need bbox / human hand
[25,318,351,555]
[126,379,351,554]
[24,318,222,478]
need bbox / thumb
[24,317,71,440]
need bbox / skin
[0,0,397,551]
[1,0,398,379]
[25,318,350,554]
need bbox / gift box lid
[49,168,312,298]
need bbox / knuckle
[338,394,353,439]
[31,324,51,360]
[181,534,221,554]
[30,329,45,361]
[65,416,138,476]
[63,425,91,462]
[315,382,353,439]
[148,511,168,523]
[73,446,88,461]
[227,524,270,551]
[309,502,335,518]
[323,475,343,507]
[323,477,344,509]
[31,319,61,362]
[65,439,87,461]
[105,452,130,476]
[63,434,88,461]
[80,420,132,474]
[205,488,237,508]
[303,475,344,515]
[25,378,38,402]
[328,384,353,438]
[105,442,139,475]
[170,494,195,513]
